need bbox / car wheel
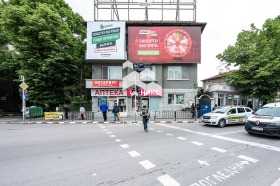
[218,119,226,128]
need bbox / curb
[8,120,198,124]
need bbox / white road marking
[149,128,155,130]
[92,173,97,176]
[238,155,259,163]
[271,177,280,186]
[47,122,53,124]
[278,167,280,171]
[106,132,112,134]
[214,130,245,135]
[192,141,204,146]
[120,144,129,149]
[58,122,64,124]
[70,122,75,124]
[154,123,280,152]
[128,151,140,157]
[157,131,164,133]
[166,133,173,136]
[109,135,116,138]
[157,175,180,186]
[36,122,42,124]
[211,147,227,153]
[198,160,210,166]
[177,137,187,140]
[139,160,156,170]
[115,139,121,142]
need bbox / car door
[227,108,238,124]
[236,107,246,123]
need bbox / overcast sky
[64,0,280,85]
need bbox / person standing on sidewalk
[79,106,85,120]
[100,101,108,121]
[140,106,150,132]
[63,103,69,119]
[112,103,120,121]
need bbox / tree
[0,0,88,105]
[0,0,18,82]
[217,16,280,103]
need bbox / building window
[168,66,188,79]
[102,66,122,79]
[168,94,184,104]
[140,66,156,81]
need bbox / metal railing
[155,110,192,121]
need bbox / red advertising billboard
[128,26,201,63]
[92,80,120,87]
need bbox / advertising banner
[128,26,201,63]
[86,22,126,60]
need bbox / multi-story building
[85,0,207,114]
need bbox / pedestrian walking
[79,105,85,120]
[112,103,120,121]
[63,103,69,119]
[100,101,109,121]
[140,106,150,132]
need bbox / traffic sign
[19,82,28,89]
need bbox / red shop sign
[92,80,120,87]
[127,88,162,97]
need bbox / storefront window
[168,94,184,104]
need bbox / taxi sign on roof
[19,82,28,89]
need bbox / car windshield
[212,107,230,114]
[254,107,280,117]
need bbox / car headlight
[268,122,280,126]
[211,116,218,119]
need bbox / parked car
[202,106,253,127]
[245,102,280,137]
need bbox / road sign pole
[19,75,27,123]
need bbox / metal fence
[155,110,192,121]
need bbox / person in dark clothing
[140,106,150,132]
[212,104,218,111]
[44,104,50,112]
[63,103,69,119]
[191,103,195,118]
[99,102,108,121]
[112,103,120,121]
[196,103,200,118]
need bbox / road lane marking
[198,160,210,166]
[115,139,121,142]
[211,147,227,153]
[106,132,112,134]
[120,144,129,149]
[139,160,156,170]
[157,175,180,186]
[271,177,280,186]
[177,137,187,140]
[237,155,258,163]
[109,135,116,138]
[157,131,164,133]
[214,130,245,135]
[192,141,204,146]
[166,133,173,136]
[128,151,140,157]
[154,123,280,152]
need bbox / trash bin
[29,107,43,118]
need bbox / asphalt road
[0,120,279,186]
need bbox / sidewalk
[0,115,200,124]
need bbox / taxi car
[202,106,253,127]
[245,102,280,137]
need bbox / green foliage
[217,17,280,103]
[69,96,92,111]
[0,0,90,105]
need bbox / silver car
[202,106,253,127]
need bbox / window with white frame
[168,66,188,79]
[102,66,122,79]
[168,94,184,104]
